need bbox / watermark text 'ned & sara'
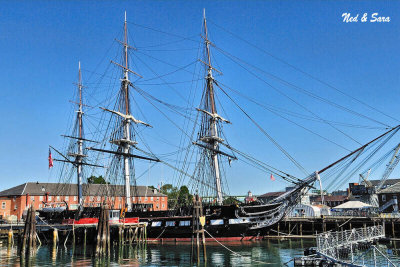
[342,13,390,23]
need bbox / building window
[39,196,43,201]
[97,196,101,201]
[56,196,60,201]
[157,197,159,201]
[14,205,17,210]
[30,196,34,201]
[48,196,52,201]
[65,196,69,201]
[150,197,153,201]
[74,196,77,201]
[39,204,42,209]
[132,197,135,202]
[1,202,5,209]
[162,204,165,208]
[145,197,148,201]
[382,195,387,202]
[90,196,94,201]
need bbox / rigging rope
[204,229,274,265]
[215,82,309,176]
[208,19,398,125]
[214,47,363,145]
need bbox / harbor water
[2,239,400,266]
[0,239,312,266]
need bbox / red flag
[48,148,53,169]
[270,174,275,181]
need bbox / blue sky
[0,1,399,195]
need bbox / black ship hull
[125,202,284,239]
[38,202,286,240]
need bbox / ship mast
[203,10,223,205]
[51,61,103,210]
[76,61,84,207]
[122,11,133,211]
[90,12,158,212]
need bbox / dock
[265,216,400,239]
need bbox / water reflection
[0,239,312,266]
[11,238,400,266]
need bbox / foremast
[75,62,84,207]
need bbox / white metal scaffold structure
[316,225,399,267]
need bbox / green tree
[160,184,193,208]
[87,175,108,184]
[223,196,240,205]
[177,186,192,205]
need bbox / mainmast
[121,11,133,211]
[91,12,158,212]
[201,10,223,205]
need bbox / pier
[265,216,400,239]
[294,225,398,266]
[0,220,148,248]
[1,215,400,242]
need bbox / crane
[376,143,400,192]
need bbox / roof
[313,195,348,202]
[0,183,166,197]
[366,179,400,187]
[258,191,285,198]
[334,200,372,209]
[379,182,400,194]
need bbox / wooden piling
[300,222,303,236]
[191,195,207,264]
[21,206,37,254]
[277,222,280,236]
[312,221,315,235]
[96,203,111,257]
[118,226,122,245]
[392,220,395,238]
[83,228,87,246]
[53,228,58,245]
[8,229,13,246]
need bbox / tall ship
[39,11,400,240]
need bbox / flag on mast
[270,174,275,181]
[48,148,54,169]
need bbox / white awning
[333,201,372,209]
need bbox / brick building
[0,182,168,220]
